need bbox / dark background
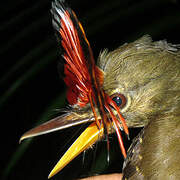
[1,0,180,179]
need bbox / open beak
[20,111,109,178]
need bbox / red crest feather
[51,0,129,158]
[52,0,102,107]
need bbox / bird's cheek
[122,112,147,128]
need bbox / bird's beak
[48,121,109,178]
[20,111,95,142]
[20,111,109,178]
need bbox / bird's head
[100,35,180,128]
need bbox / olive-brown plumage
[97,35,180,179]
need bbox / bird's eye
[111,93,126,109]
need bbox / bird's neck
[123,112,180,179]
[140,113,180,178]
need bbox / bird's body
[20,1,180,179]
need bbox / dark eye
[111,93,126,108]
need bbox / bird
[20,0,180,179]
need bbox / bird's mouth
[20,104,128,178]
[18,111,101,178]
